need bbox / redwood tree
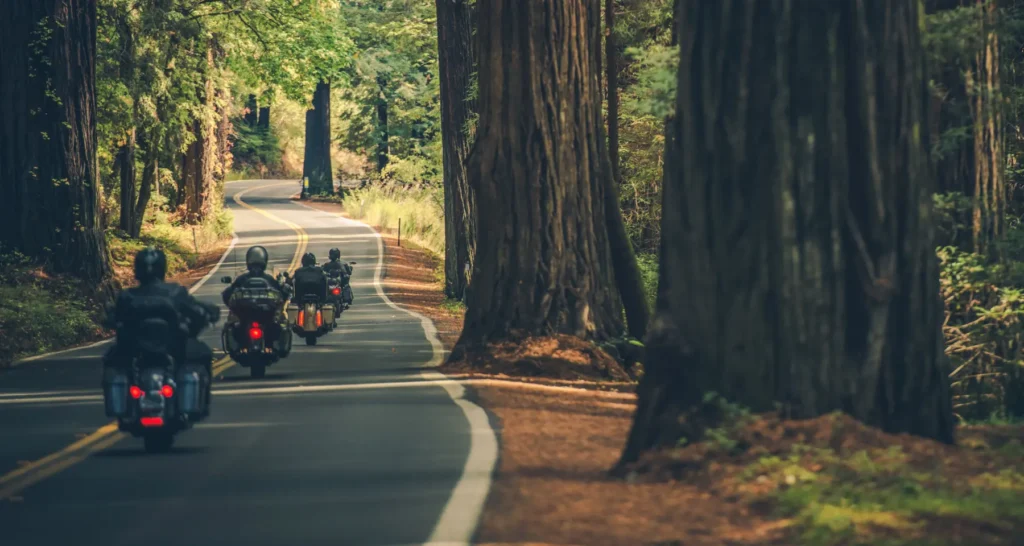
[0,0,111,283]
[435,0,477,301]
[618,0,954,467]
[302,80,333,196]
[457,0,624,346]
[182,46,216,223]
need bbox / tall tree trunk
[130,127,158,238]
[215,85,232,183]
[302,80,333,196]
[436,0,477,301]
[968,0,1004,257]
[455,0,624,348]
[183,47,216,223]
[257,106,270,133]
[117,130,137,233]
[601,0,649,339]
[605,0,620,180]
[617,0,954,469]
[244,94,258,126]
[0,0,111,282]
[376,76,390,174]
[115,8,138,235]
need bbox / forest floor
[0,222,230,368]
[308,197,1024,545]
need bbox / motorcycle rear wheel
[143,430,174,453]
[305,336,317,346]
[250,364,266,379]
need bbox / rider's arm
[221,274,247,305]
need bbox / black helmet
[134,247,167,283]
[245,246,269,274]
[329,248,341,261]
[301,252,316,267]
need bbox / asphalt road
[0,180,497,546]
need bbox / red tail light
[297,310,304,325]
[130,386,143,399]
[316,310,323,327]
[160,385,174,398]
[249,322,263,340]
[331,287,341,296]
[140,416,164,427]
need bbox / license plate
[139,393,164,412]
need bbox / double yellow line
[0,182,308,501]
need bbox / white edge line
[292,197,498,546]
[9,208,242,367]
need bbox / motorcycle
[219,273,292,379]
[324,262,356,328]
[102,300,215,453]
[289,294,332,346]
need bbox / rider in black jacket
[103,247,220,374]
[221,246,291,354]
[221,246,290,305]
[292,252,328,302]
[322,247,353,308]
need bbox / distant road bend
[0,179,499,546]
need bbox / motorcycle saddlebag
[321,305,335,325]
[175,364,209,417]
[221,325,242,354]
[286,304,299,325]
[102,367,130,418]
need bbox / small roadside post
[398,218,402,247]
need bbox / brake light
[140,416,164,427]
[249,322,263,340]
[161,385,174,398]
[316,310,323,327]
[297,310,304,325]
[130,386,143,399]
[331,287,341,296]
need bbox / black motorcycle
[102,300,215,453]
[219,274,292,378]
[325,262,356,328]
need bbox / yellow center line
[0,182,308,500]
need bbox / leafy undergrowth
[0,250,107,367]
[0,208,232,367]
[628,407,1024,546]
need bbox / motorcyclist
[221,246,291,354]
[321,247,353,309]
[102,247,220,376]
[292,252,328,303]
[221,246,290,305]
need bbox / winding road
[0,180,498,546]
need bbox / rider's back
[293,265,327,300]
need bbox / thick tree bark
[302,81,333,196]
[257,106,270,133]
[244,94,258,127]
[0,0,111,282]
[376,76,390,173]
[617,0,954,469]
[605,0,620,180]
[456,0,624,346]
[436,0,477,301]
